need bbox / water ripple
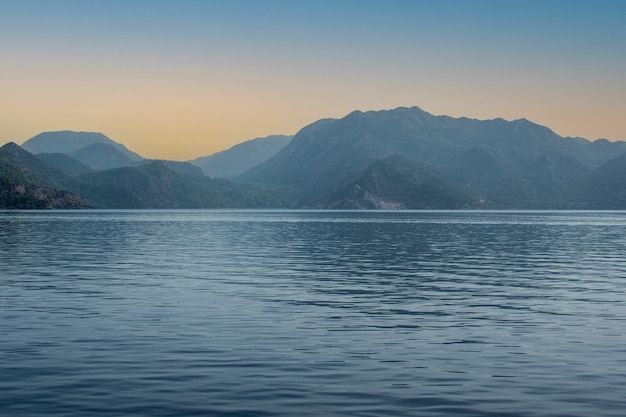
[1,210,626,416]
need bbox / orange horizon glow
[1,1,625,161]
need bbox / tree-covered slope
[323,155,477,209]
[241,107,626,208]
[0,143,89,209]
[76,161,229,209]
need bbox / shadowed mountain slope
[75,161,229,209]
[36,153,95,177]
[324,155,476,209]
[0,143,89,208]
[576,152,626,209]
[241,107,626,208]
[68,142,140,170]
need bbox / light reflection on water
[1,210,626,416]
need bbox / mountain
[0,143,89,209]
[241,107,626,208]
[36,153,94,177]
[0,142,78,191]
[0,143,239,209]
[75,161,229,209]
[582,138,626,168]
[323,155,477,209]
[22,131,144,169]
[5,106,626,210]
[24,130,210,176]
[68,142,140,170]
[140,160,205,178]
[576,152,626,209]
[190,135,292,178]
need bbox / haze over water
[1,210,625,416]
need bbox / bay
[1,210,625,416]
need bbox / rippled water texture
[1,210,626,416]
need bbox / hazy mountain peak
[68,142,140,170]
[21,130,144,169]
[190,134,292,178]
[23,131,112,153]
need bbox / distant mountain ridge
[22,131,143,164]
[189,135,292,178]
[67,142,139,170]
[241,106,626,208]
[0,142,237,209]
[4,106,626,209]
[577,152,626,209]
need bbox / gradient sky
[1,0,625,160]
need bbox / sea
[1,210,625,417]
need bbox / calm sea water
[1,210,625,417]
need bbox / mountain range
[189,135,292,178]
[22,131,143,170]
[2,106,626,209]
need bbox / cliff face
[1,182,90,209]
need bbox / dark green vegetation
[0,142,289,209]
[325,155,476,209]
[0,143,89,209]
[3,107,626,209]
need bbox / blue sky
[1,0,625,159]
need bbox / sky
[1,0,625,161]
